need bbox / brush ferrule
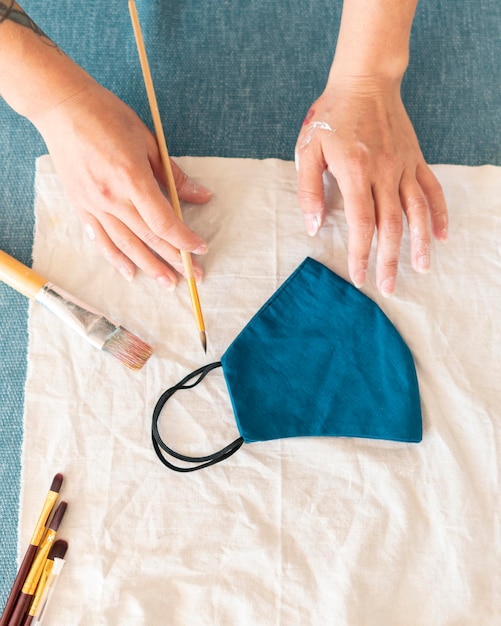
[35,284,117,350]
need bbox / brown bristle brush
[5,502,68,626]
[0,474,63,626]
[23,539,68,626]
[0,249,153,371]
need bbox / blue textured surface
[1,0,500,608]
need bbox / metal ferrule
[35,284,117,349]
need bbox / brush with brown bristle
[6,502,68,626]
[0,474,63,626]
[23,539,68,626]
[0,249,153,371]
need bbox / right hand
[34,82,212,290]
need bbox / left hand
[295,78,448,296]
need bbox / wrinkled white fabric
[19,156,500,625]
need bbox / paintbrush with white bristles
[0,249,153,370]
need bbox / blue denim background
[1,0,500,606]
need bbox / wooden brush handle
[0,249,47,299]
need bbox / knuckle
[405,194,429,216]
[148,215,176,239]
[148,216,197,251]
[297,187,323,208]
[352,252,369,268]
[381,255,399,270]
[345,148,371,179]
[350,215,375,242]
[142,228,163,248]
[114,234,136,255]
[379,152,397,173]
[381,214,403,239]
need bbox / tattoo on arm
[0,1,56,46]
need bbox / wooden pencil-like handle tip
[200,330,207,353]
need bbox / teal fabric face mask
[152,258,422,472]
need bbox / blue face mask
[152,258,422,472]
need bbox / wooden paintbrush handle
[0,249,47,299]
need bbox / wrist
[328,57,408,87]
[325,72,404,100]
[329,0,416,83]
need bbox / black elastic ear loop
[152,361,244,472]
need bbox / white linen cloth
[19,155,500,625]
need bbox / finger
[146,138,212,205]
[332,158,376,288]
[338,179,376,288]
[93,211,204,289]
[400,169,432,273]
[81,212,138,283]
[170,160,213,204]
[373,184,403,297]
[128,173,208,254]
[295,139,326,236]
[416,163,448,242]
[106,201,205,282]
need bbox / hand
[295,78,448,296]
[34,82,212,290]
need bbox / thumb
[171,160,213,205]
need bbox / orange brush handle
[0,249,47,299]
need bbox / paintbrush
[128,0,208,352]
[6,502,67,626]
[31,541,67,626]
[0,249,153,370]
[22,540,68,626]
[0,474,63,626]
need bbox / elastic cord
[152,362,244,472]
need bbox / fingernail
[184,177,212,197]
[192,182,212,197]
[439,228,448,243]
[192,243,208,255]
[157,275,176,291]
[304,214,321,237]
[119,265,134,282]
[381,277,395,298]
[353,270,366,289]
